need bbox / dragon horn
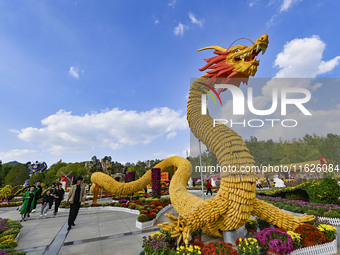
[197,45,228,52]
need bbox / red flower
[235,237,244,246]
[192,241,205,249]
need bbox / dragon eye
[235,49,240,52]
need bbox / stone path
[1,190,338,255]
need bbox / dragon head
[198,34,269,87]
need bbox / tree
[57,162,89,182]
[319,134,340,166]
[0,163,12,186]
[44,160,67,184]
[5,164,29,186]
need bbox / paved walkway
[2,191,339,255]
[0,191,217,255]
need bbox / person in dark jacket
[32,182,42,212]
[20,186,36,221]
[67,176,86,230]
[49,184,57,209]
[40,190,51,217]
[53,183,65,216]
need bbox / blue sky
[0,0,340,166]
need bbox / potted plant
[287,231,302,250]
[202,241,238,255]
[237,237,260,255]
[160,229,176,249]
[294,224,326,247]
[256,217,271,231]
[316,224,337,242]
[142,231,172,255]
[255,228,294,255]
[176,244,202,254]
[245,219,258,235]
[191,228,202,242]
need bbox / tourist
[206,179,212,195]
[20,186,35,222]
[67,176,86,231]
[40,190,51,217]
[49,184,57,209]
[266,178,272,188]
[32,181,42,213]
[53,183,65,216]
[256,178,263,189]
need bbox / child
[40,190,51,217]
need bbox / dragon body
[90,34,313,244]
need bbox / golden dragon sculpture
[90,34,313,244]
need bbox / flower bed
[257,195,340,218]
[0,201,23,208]
[135,204,172,229]
[59,196,171,225]
[143,219,338,255]
[256,178,340,204]
[290,236,337,255]
[0,218,24,255]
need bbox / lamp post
[199,140,205,200]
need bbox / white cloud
[274,35,340,78]
[249,2,255,7]
[168,0,176,8]
[311,82,322,91]
[0,149,38,163]
[17,107,188,155]
[68,66,83,79]
[153,151,176,158]
[254,108,340,141]
[152,16,159,25]
[267,0,300,27]
[166,131,177,140]
[174,23,185,36]
[189,12,203,27]
[317,56,340,75]
[280,0,300,12]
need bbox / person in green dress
[20,186,36,222]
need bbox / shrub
[255,228,294,254]
[148,213,156,219]
[306,210,320,216]
[283,205,293,211]
[317,224,337,240]
[287,231,302,249]
[324,210,340,218]
[0,228,20,238]
[202,241,238,255]
[294,224,326,244]
[256,218,271,231]
[245,219,258,230]
[135,205,143,211]
[137,214,150,222]
[238,238,260,255]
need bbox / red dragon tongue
[245,49,259,62]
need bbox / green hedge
[257,178,340,204]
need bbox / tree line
[188,133,340,177]
[0,133,338,187]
